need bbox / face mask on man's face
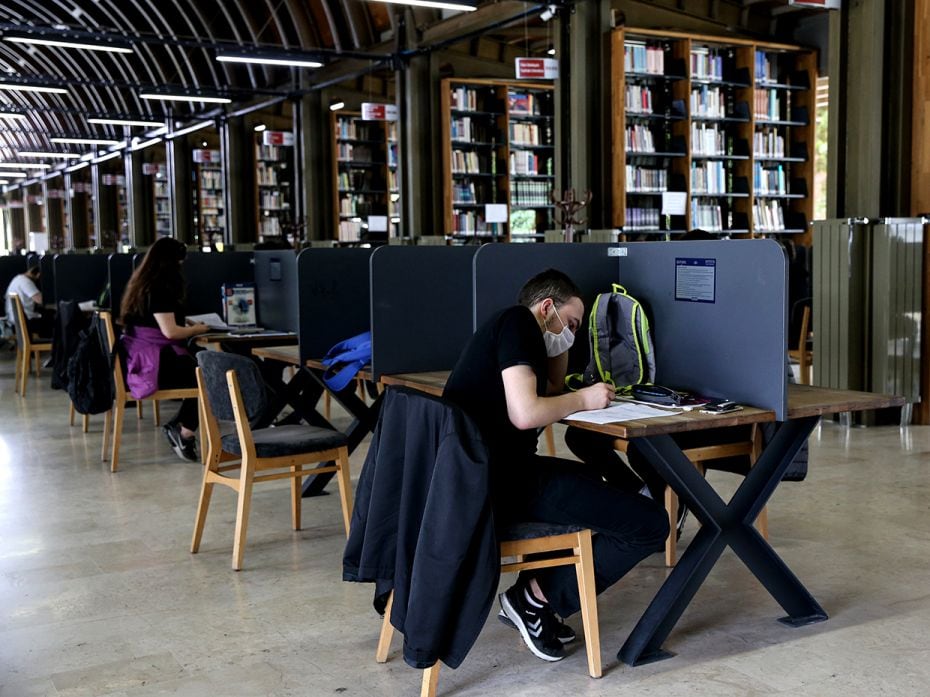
[543,304,575,357]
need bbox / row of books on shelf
[451,149,486,174]
[199,194,223,209]
[755,51,780,84]
[508,91,547,116]
[199,170,223,190]
[752,200,789,230]
[754,88,784,121]
[690,47,726,81]
[155,201,171,216]
[451,86,484,112]
[624,41,665,75]
[257,164,280,187]
[335,119,384,141]
[691,161,728,194]
[154,182,169,197]
[691,202,725,231]
[337,143,377,162]
[753,130,787,158]
[451,116,481,142]
[691,123,729,156]
[339,195,382,217]
[625,207,662,230]
[625,85,656,114]
[199,213,225,228]
[511,151,552,176]
[690,86,728,119]
[260,217,282,237]
[257,145,287,162]
[453,183,478,204]
[626,165,668,192]
[452,210,488,234]
[511,181,552,207]
[625,124,658,152]
[339,220,363,242]
[509,122,550,146]
[388,170,398,190]
[260,190,286,210]
[754,163,788,196]
[388,143,398,168]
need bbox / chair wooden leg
[19,349,28,396]
[232,457,255,571]
[82,413,89,433]
[376,591,394,663]
[13,348,22,395]
[664,486,677,567]
[110,401,125,473]
[291,465,302,531]
[191,461,217,554]
[334,448,354,537]
[420,664,440,697]
[324,391,331,421]
[756,505,769,540]
[69,402,76,426]
[136,401,143,419]
[101,409,112,461]
[544,424,556,456]
[153,399,161,426]
[33,350,41,378]
[574,529,602,679]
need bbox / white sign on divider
[368,215,388,232]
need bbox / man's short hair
[518,268,582,308]
[25,260,40,276]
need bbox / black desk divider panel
[472,243,622,375]
[370,246,479,380]
[0,257,26,311]
[297,248,374,363]
[254,250,298,333]
[39,255,55,299]
[182,251,254,317]
[108,253,135,314]
[617,239,788,420]
[52,254,109,305]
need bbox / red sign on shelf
[361,102,398,122]
[46,189,65,199]
[789,0,840,7]
[193,149,220,164]
[26,195,43,205]
[262,130,295,147]
[515,57,559,80]
[8,200,24,208]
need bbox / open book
[186,312,228,331]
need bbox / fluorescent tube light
[0,84,68,94]
[0,180,8,185]
[51,137,122,145]
[216,53,323,69]
[254,124,266,132]
[140,92,231,104]
[17,151,81,159]
[166,120,213,139]
[0,163,50,169]
[0,111,26,120]
[130,137,162,151]
[92,151,122,164]
[5,36,133,54]
[371,0,477,11]
[64,161,89,173]
[0,171,27,177]
[87,117,163,128]
[329,101,345,111]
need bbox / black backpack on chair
[67,319,115,415]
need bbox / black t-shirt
[443,305,547,472]
[123,280,185,329]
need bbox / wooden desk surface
[305,358,374,383]
[251,344,301,366]
[785,384,905,418]
[196,331,297,350]
[380,371,450,397]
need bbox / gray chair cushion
[221,424,347,458]
[501,521,586,541]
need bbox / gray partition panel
[0,257,26,311]
[182,251,254,317]
[39,255,55,298]
[617,239,788,419]
[472,243,622,374]
[370,246,478,380]
[108,253,135,314]
[53,254,109,305]
[297,248,374,362]
[254,250,299,333]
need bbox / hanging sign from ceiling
[361,102,398,121]
[262,130,295,147]
[193,149,221,164]
[515,57,559,80]
[789,0,840,7]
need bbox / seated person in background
[119,237,209,462]
[5,260,55,338]
[443,269,669,663]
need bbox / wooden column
[914,0,930,424]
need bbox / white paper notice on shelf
[486,203,508,223]
[368,215,388,232]
[661,191,687,216]
[566,402,679,425]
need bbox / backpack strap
[591,291,617,391]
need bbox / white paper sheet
[566,401,680,425]
[186,312,227,330]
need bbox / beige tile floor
[1,351,928,696]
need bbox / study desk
[375,373,904,666]
[194,330,297,352]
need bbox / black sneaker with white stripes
[499,583,565,662]
[497,608,576,644]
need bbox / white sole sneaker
[499,591,565,662]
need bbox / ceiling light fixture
[64,161,89,173]
[140,92,232,104]
[17,151,81,159]
[4,35,133,54]
[0,171,27,177]
[0,111,26,120]
[0,162,50,169]
[216,53,323,69]
[254,124,267,132]
[92,151,122,164]
[130,137,162,151]
[0,83,68,94]
[87,117,163,128]
[329,100,345,111]
[166,120,214,139]
[371,0,477,11]
[51,137,122,145]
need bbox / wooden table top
[251,344,301,366]
[196,331,297,349]
[305,358,374,383]
[380,371,451,397]
[785,384,905,418]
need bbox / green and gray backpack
[567,283,655,393]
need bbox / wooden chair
[192,350,353,570]
[788,304,813,385]
[98,311,202,472]
[377,522,601,695]
[9,293,52,397]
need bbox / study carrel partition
[254,250,299,333]
[472,243,622,375]
[39,254,55,299]
[616,239,788,420]
[296,248,374,363]
[369,246,479,380]
[108,253,135,313]
[52,254,109,305]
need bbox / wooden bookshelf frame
[612,27,817,244]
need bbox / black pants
[158,347,199,431]
[26,308,56,341]
[504,456,669,619]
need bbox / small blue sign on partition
[675,257,716,304]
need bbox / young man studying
[443,269,669,662]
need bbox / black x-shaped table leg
[300,369,382,498]
[619,415,825,666]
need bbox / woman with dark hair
[120,237,209,461]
